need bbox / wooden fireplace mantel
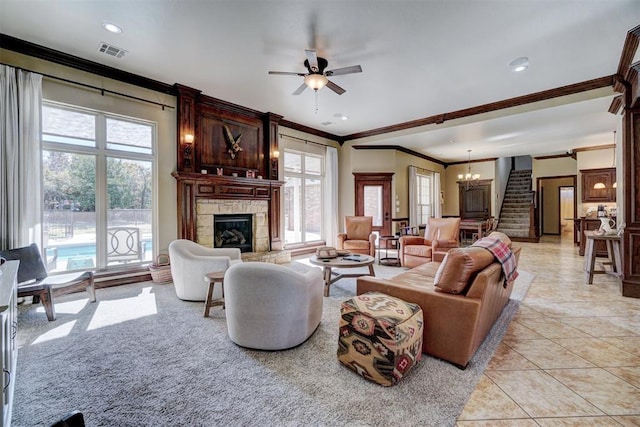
[172,172,284,250]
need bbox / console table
[0,260,18,427]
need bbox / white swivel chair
[168,239,242,301]
[224,262,324,350]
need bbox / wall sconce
[271,150,280,178]
[182,133,194,170]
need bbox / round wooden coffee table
[309,254,375,297]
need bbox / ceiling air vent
[98,42,127,59]
[321,121,333,126]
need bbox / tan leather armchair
[336,216,377,257]
[399,217,461,268]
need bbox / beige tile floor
[457,235,640,426]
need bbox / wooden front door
[354,173,393,237]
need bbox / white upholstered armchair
[224,262,324,350]
[168,239,242,301]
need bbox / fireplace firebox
[214,214,253,252]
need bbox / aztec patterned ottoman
[337,292,423,386]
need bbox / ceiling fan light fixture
[508,56,529,72]
[304,74,328,91]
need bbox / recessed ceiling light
[102,21,122,34]
[333,113,349,121]
[508,57,529,72]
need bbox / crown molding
[351,145,446,166]
[343,76,614,142]
[0,33,176,95]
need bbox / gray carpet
[12,261,533,427]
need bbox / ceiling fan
[268,49,362,95]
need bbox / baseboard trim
[622,280,640,298]
[509,236,540,243]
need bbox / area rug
[12,262,534,427]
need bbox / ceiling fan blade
[292,82,308,95]
[305,49,319,72]
[325,65,363,76]
[326,80,346,95]
[268,71,306,76]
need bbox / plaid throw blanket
[472,237,518,288]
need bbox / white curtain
[323,146,338,246]
[433,171,442,218]
[408,165,419,226]
[0,65,43,250]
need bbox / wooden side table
[583,231,622,285]
[203,271,225,317]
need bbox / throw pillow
[434,247,495,294]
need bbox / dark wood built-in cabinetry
[458,180,492,219]
[581,168,616,203]
[173,85,284,250]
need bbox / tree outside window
[42,103,155,272]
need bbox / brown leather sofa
[399,217,461,268]
[357,234,520,369]
[337,216,377,257]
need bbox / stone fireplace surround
[198,199,268,252]
[173,172,290,264]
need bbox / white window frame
[42,100,157,271]
[416,172,433,224]
[282,149,325,245]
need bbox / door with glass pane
[354,173,393,238]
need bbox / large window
[42,102,156,272]
[416,173,433,224]
[283,150,323,245]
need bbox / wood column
[617,25,640,298]
[621,95,640,297]
[174,84,201,173]
[263,112,283,181]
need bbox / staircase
[496,169,535,240]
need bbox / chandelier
[457,149,480,189]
